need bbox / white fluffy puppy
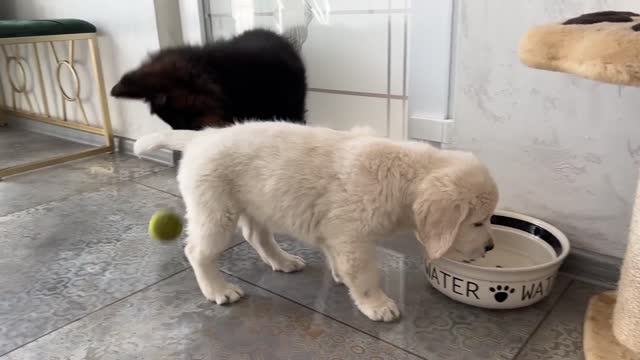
[135,122,499,322]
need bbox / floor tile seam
[129,180,182,199]
[510,279,575,360]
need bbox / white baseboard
[8,117,175,166]
[408,116,455,144]
[560,248,621,288]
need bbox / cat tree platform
[519,10,640,360]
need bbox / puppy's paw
[269,253,306,273]
[203,283,244,305]
[357,294,400,322]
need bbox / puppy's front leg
[183,207,244,305]
[327,241,400,322]
[322,248,342,284]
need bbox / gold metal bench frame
[0,32,113,178]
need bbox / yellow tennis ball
[148,209,183,241]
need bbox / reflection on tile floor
[0,131,609,359]
[0,127,91,169]
[4,271,421,360]
[0,153,168,216]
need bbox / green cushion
[0,19,96,38]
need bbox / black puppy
[111,29,307,130]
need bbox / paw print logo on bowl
[489,285,515,303]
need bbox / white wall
[2,0,171,139]
[451,0,640,258]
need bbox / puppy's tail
[134,130,196,155]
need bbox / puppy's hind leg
[327,240,400,322]
[237,214,305,273]
[184,199,243,305]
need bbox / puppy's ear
[413,186,469,260]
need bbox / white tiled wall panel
[210,17,236,39]
[211,16,277,38]
[389,13,406,96]
[211,0,409,14]
[302,14,388,94]
[254,15,278,30]
[210,0,232,14]
[389,99,406,140]
[211,0,275,15]
[328,0,408,12]
[206,0,409,138]
[391,0,410,10]
[306,92,387,135]
[328,0,389,11]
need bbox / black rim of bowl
[490,215,563,256]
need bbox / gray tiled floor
[0,182,189,354]
[0,129,609,359]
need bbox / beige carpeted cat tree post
[519,11,640,360]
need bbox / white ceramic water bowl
[425,210,570,309]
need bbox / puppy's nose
[485,244,495,252]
